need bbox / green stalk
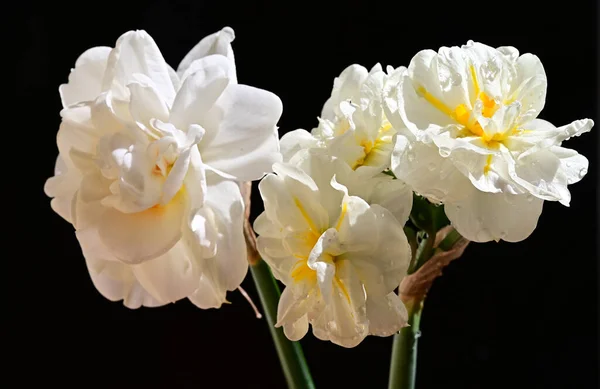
[250,259,315,389]
[389,232,434,389]
[387,301,423,389]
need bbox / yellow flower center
[289,198,352,304]
[351,122,394,170]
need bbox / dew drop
[526,194,534,202]
[481,58,500,82]
[427,162,436,171]
[451,72,463,86]
[439,147,451,157]
[578,167,588,178]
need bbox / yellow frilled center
[415,65,530,175]
[416,65,503,143]
[351,122,394,170]
[289,198,351,304]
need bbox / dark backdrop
[12,1,598,388]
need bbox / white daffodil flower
[44,28,283,308]
[254,150,412,347]
[281,64,400,177]
[384,41,594,243]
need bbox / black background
[12,1,597,388]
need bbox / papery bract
[254,150,412,347]
[281,64,401,177]
[44,27,283,308]
[384,41,594,242]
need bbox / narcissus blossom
[384,41,594,242]
[281,64,400,177]
[254,150,412,347]
[44,28,283,308]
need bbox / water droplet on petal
[481,58,501,82]
[451,72,463,86]
[427,162,436,171]
[526,194,534,202]
[407,150,416,162]
[439,147,451,157]
[578,167,588,178]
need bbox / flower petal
[367,293,408,337]
[60,46,112,107]
[279,129,319,163]
[169,54,233,130]
[188,173,247,309]
[132,238,201,303]
[127,78,170,129]
[202,173,247,291]
[200,84,283,181]
[103,30,176,102]
[276,287,311,341]
[321,64,369,121]
[177,27,236,82]
[97,189,188,264]
[391,134,472,203]
[77,227,165,308]
[445,189,544,243]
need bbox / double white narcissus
[384,40,594,242]
[254,150,412,347]
[280,64,400,177]
[44,28,283,308]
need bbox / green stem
[388,301,423,389]
[250,259,315,389]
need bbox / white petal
[57,104,104,157]
[517,119,594,158]
[127,79,170,128]
[177,27,236,82]
[279,129,319,163]
[188,272,227,309]
[445,189,544,243]
[284,315,309,342]
[341,203,411,294]
[311,261,369,348]
[509,148,563,201]
[169,55,233,129]
[510,53,546,120]
[103,30,176,102]
[449,147,522,194]
[85,256,164,309]
[402,50,457,131]
[367,293,408,337]
[391,135,472,203]
[322,64,369,121]
[78,227,165,308]
[202,173,247,291]
[97,189,188,264]
[358,176,413,224]
[277,287,310,341]
[60,46,111,107]
[551,146,589,185]
[200,84,283,181]
[273,162,331,233]
[132,238,201,303]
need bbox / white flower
[254,150,412,347]
[44,28,283,308]
[384,40,594,242]
[281,64,399,177]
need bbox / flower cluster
[45,28,283,308]
[46,32,592,349]
[254,42,593,346]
